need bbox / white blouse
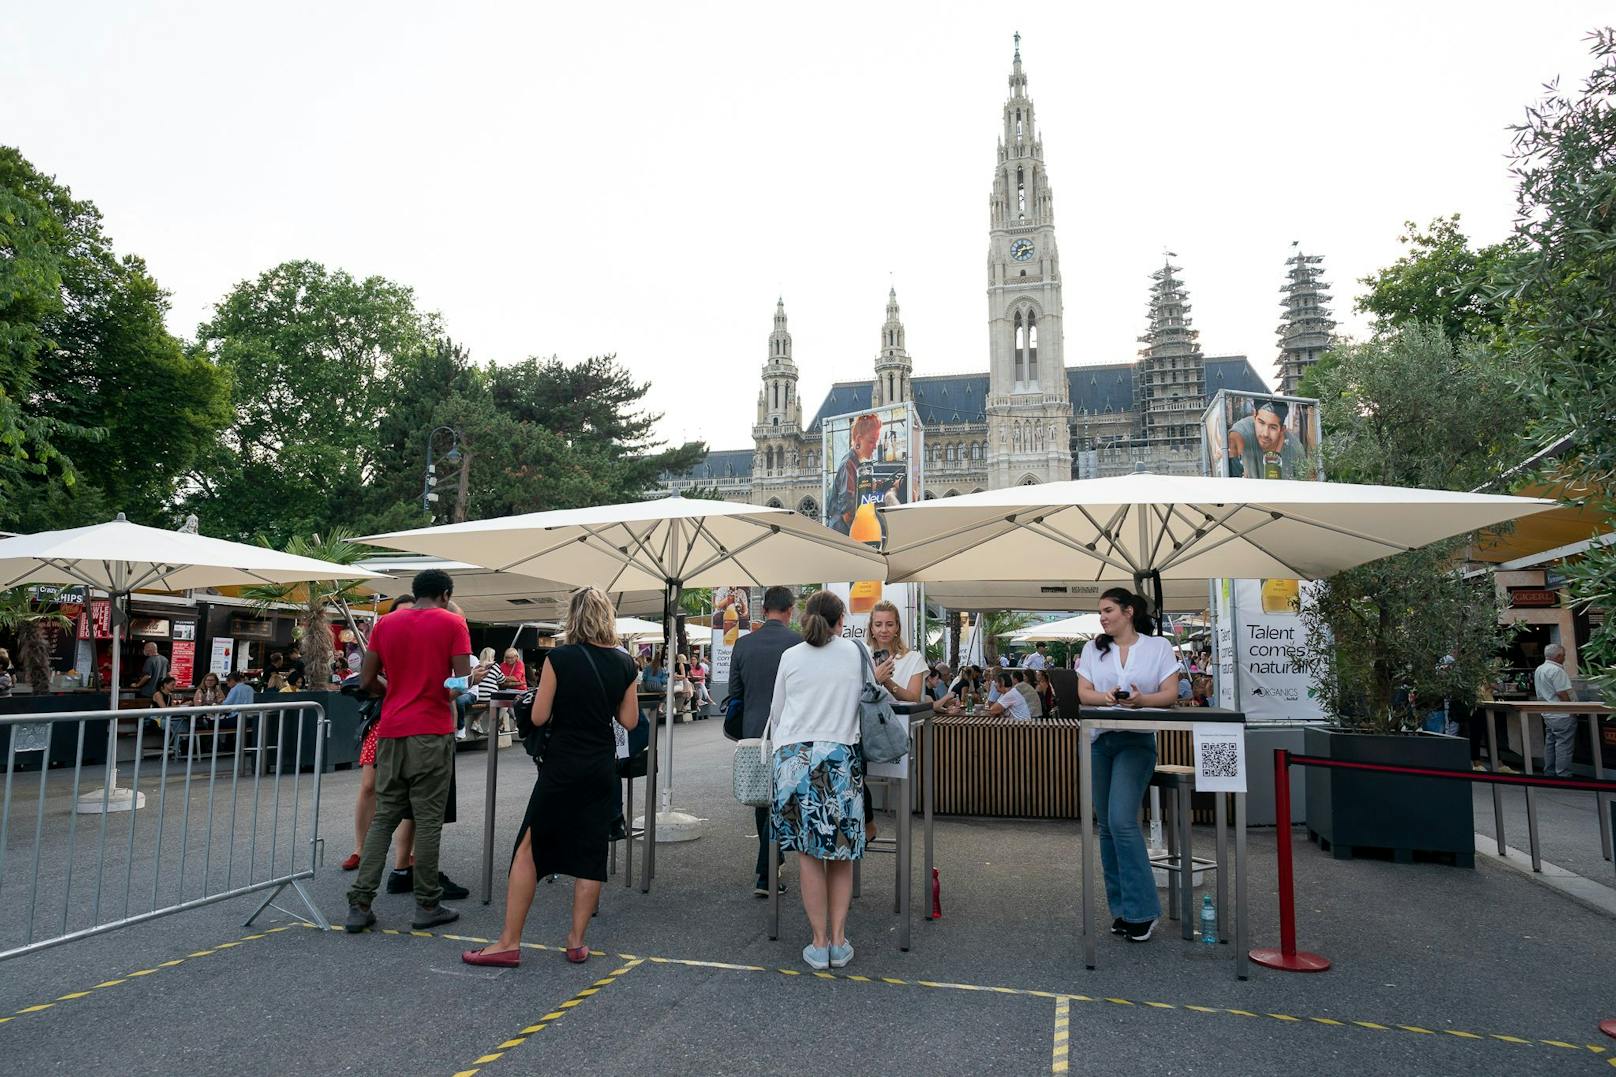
[1077,634,1181,739]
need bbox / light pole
[421,426,463,518]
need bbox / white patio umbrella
[0,514,384,812]
[363,494,885,889]
[882,472,1558,606]
[614,616,666,641]
[1010,613,1104,642]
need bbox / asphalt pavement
[2,716,1613,1075]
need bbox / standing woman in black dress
[462,587,639,967]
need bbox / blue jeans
[454,691,477,724]
[1092,731,1161,923]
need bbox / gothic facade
[661,40,1331,508]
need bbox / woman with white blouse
[767,589,867,971]
[1075,587,1181,943]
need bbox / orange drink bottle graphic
[849,500,883,613]
[1261,579,1300,615]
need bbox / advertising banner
[171,640,196,688]
[822,401,921,617]
[1202,390,1325,723]
[708,586,756,689]
[209,637,234,679]
[76,599,112,641]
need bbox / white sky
[5,2,1608,453]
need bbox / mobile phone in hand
[872,649,891,664]
[1114,690,1131,700]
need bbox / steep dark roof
[689,355,1268,473]
[677,447,753,481]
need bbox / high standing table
[1481,700,1614,867]
[1077,706,1249,979]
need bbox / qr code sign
[1199,740,1240,778]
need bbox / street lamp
[422,426,464,517]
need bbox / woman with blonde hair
[769,589,867,970]
[463,587,639,967]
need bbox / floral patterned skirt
[771,741,865,861]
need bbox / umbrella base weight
[76,786,146,814]
[1249,947,1330,972]
[633,810,704,843]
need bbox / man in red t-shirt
[346,569,472,932]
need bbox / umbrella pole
[78,592,142,813]
[663,582,680,813]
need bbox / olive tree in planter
[1297,323,1522,866]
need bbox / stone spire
[1134,257,1206,445]
[756,298,800,431]
[1275,246,1334,396]
[872,287,912,407]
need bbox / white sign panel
[209,637,234,679]
[1228,579,1324,723]
[1192,723,1247,793]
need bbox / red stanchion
[1250,748,1331,972]
[931,867,943,919]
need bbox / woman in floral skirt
[766,589,867,970]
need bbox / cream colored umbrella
[883,473,1558,597]
[1009,613,1104,642]
[0,514,384,813]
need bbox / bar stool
[1148,764,1227,942]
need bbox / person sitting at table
[1011,670,1044,718]
[1035,669,1057,718]
[500,647,528,690]
[986,671,1031,720]
[1076,586,1181,944]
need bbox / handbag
[732,737,771,807]
[855,640,910,765]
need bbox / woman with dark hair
[768,589,867,970]
[462,587,639,968]
[1075,587,1181,943]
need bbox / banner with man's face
[1201,390,1322,481]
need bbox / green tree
[239,532,374,690]
[0,588,72,693]
[0,147,230,531]
[1354,215,1514,342]
[0,148,91,519]
[186,261,441,543]
[1502,28,1616,695]
[1300,325,1519,729]
[978,609,1034,666]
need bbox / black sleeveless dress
[514,643,636,881]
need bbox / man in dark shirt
[285,645,306,689]
[725,585,801,896]
[133,642,169,699]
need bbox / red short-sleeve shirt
[370,607,472,738]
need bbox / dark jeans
[754,805,780,879]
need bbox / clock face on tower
[1010,238,1035,262]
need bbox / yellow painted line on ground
[1051,996,1071,1074]
[2,924,293,1027]
[446,958,643,1077]
[336,924,1591,1063]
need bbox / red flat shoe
[462,947,521,968]
[565,946,590,964]
[340,853,360,871]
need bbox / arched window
[797,496,819,518]
[772,382,779,410]
[765,446,774,471]
[1026,312,1038,385]
[1013,311,1025,384]
[766,498,784,508]
[1016,168,1026,216]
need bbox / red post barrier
[1250,748,1331,972]
[931,867,942,919]
[1601,1018,1616,1040]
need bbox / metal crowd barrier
[0,701,330,962]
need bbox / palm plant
[241,532,373,690]
[979,609,1035,666]
[0,589,72,693]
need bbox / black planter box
[1304,725,1475,868]
[246,690,360,771]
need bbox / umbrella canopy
[1010,613,1104,642]
[614,616,666,640]
[882,473,1558,586]
[355,556,663,624]
[0,515,385,592]
[362,495,886,592]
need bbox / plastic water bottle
[1199,894,1217,945]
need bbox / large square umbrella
[0,514,384,812]
[877,473,1557,970]
[364,495,886,891]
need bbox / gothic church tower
[872,287,912,408]
[984,34,1072,487]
